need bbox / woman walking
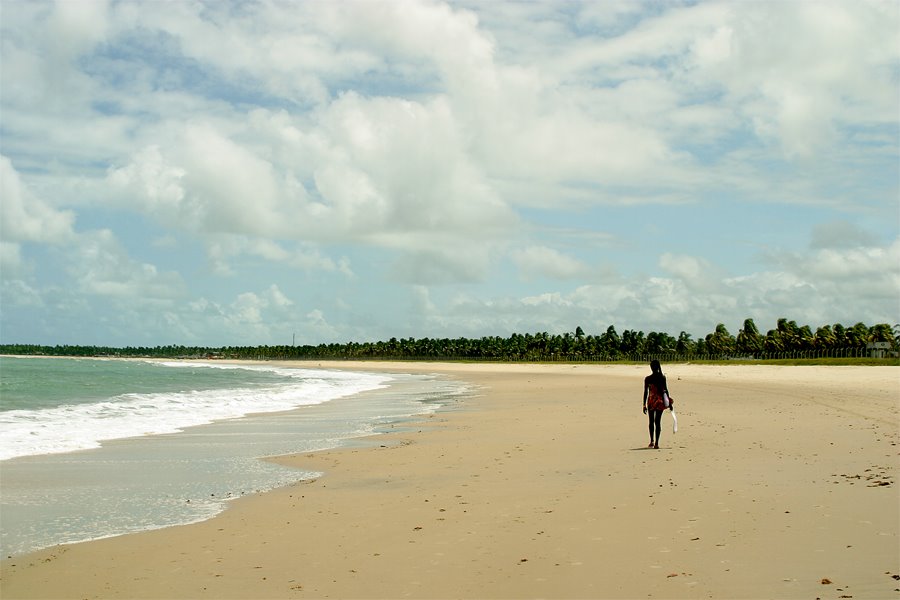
[642,360,674,449]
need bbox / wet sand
[1,362,898,599]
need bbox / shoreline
[2,362,898,599]
[0,361,466,557]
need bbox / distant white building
[866,342,892,358]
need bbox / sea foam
[0,362,391,461]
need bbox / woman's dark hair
[649,360,666,388]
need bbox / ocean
[0,356,469,557]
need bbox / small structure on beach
[866,342,892,358]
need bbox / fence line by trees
[2,319,897,363]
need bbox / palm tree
[600,326,621,358]
[797,325,815,350]
[832,323,849,347]
[775,318,801,351]
[706,323,736,355]
[846,323,869,347]
[621,329,646,356]
[676,331,695,355]
[869,323,894,344]
[646,331,676,354]
[736,319,764,354]
[765,328,784,353]
[814,325,837,349]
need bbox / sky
[1,0,898,348]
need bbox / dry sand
[1,362,898,599]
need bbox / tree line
[1,318,897,362]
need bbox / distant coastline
[2,318,898,363]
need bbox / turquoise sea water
[0,357,468,557]
[0,356,292,411]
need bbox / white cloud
[389,239,493,284]
[512,246,590,281]
[810,221,878,249]
[69,230,185,303]
[195,285,298,341]
[47,0,110,61]
[689,1,898,159]
[411,285,437,316]
[302,308,341,341]
[0,156,75,244]
[204,235,348,277]
[658,253,723,293]
[151,235,178,250]
[106,146,187,220]
[315,92,518,238]
[231,292,265,324]
[768,238,900,302]
[105,91,516,283]
[0,155,74,283]
[407,235,900,340]
[266,284,294,309]
[107,128,288,237]
[0,242,23,275]
[167,286,294,345]
[180,125,287,236]
[0,278,44,308]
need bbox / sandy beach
[1,362,898,599]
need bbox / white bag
[671,408,678,433]
[663,392,670,408]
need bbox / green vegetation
[2,319,898,364]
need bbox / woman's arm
[662,376,673,409]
